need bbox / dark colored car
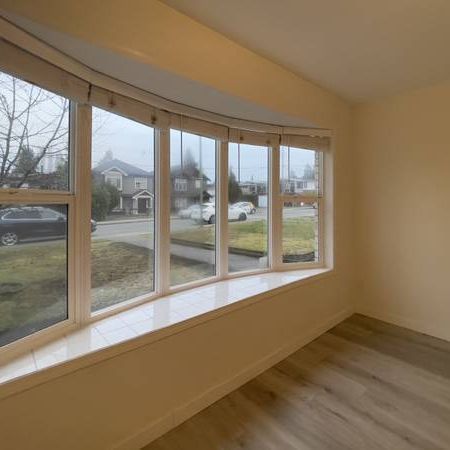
[0,206,97,246]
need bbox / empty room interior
[0,1,450,449]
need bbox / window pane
[280,146,322,196]
[228,143,268,272]
[0,204,68,346]
[282,200,319,263]
[170,130,216,286]
[91,108,155,312]
[0,72,70,190]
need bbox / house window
[170,129,216,286]
[280,146,322,264]
[0,71,70,347]
[134,177,148,190]
[228,143,269,273]
[91,107,155,312]
[174,178,188,192]
[105,172,123,190]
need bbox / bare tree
[0,72,69,188]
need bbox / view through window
[280,146,321,263]
[170,130,217,286]
[0,71,70,346]
[228,143,269,273]
[90,108,155,311]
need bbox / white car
[233,201,256,214]
[178,204,201,219]
[191,204,247,224]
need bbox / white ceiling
[162,0,450,102]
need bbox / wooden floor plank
[143,314,450,450]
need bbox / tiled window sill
[0,268,332,397]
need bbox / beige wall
[0,2,355,449]
[354,81,450,341]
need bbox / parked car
[233,201,256,214]
[178,204,201,219]
[0,206,97,246]
[190,203,247,224]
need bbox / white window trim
[0,24,334,363]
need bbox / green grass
[171,217,317,255]
[282,217,317,255]
[0,241,67,337]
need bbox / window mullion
[155,128,171,295]
[217,140,229,278]
[269,144,282,270]
[73,103,92,323]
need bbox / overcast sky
[91,107,315,183]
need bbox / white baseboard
[113,307,354,450]
[356,307,450,342]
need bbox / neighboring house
[170,165,211,210]
[239,181,267,196]
[281,177,316,195]
[93,158,212,214]
[93,159,154,215]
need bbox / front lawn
[171,217,317,255]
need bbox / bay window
[0,40,332,357]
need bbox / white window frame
[0,27,333,361]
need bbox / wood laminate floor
[143,314,450,450]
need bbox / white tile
[137,303,155,318]
[102,326,138,345]
[129,319,155,335]
[174,307,198,321]
[166,295,192,309]
[120,309,150,326]
[65,327,108,357]
[34,337,69,370]
[0,352,36,384]
[95,317,127,335]
[152,310,181,330]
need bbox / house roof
[93,158,153,177]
